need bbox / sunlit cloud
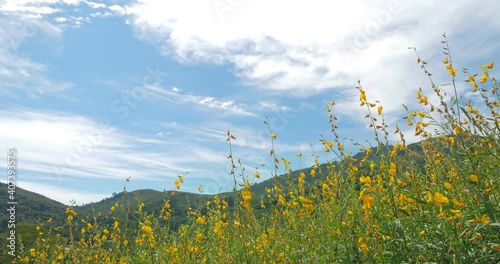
[104,80,255,116]
[124,0,500,117]
[0,109,231,182]
[15,180,109,205]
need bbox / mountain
[0,182,68,234]
[0,139,431,235]
[77,188,220,231]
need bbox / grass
[12,36,500,263]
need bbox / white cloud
[106,80,255,116]
[162,120,311,158]
[16,180,108,205]
[84,0,106,9]
[0,0,134,96]
[0,15,73,96]
[259,101,291,112]
[0,109,232,182]
[197,96,250,115]
[109,4,126,15]
[124,0,500,116]
[54,16,67,22]
[0,3,60,15]
[0,0,104,97]
[0,1,85,19]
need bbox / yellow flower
[389,162,397,176]
[278,194,286,206]
[253,172,260,179]
[269,133,278,139]
[481,215,490,224]
[448,68,457,76]
[141,225,153,235]
[444,182,452,190]
[434,192,449,204]
[452,198,464,207]
[310,169,316,178]
[482,71,489,78]
[241,190,253,212]
[358,237,369,252]
[359,189,374,210]
[359,89,367,102]
[442,56,449,64]
[450,209,461,218]
[470,174,478,182]
[135,235,145,245]
[419,96,428,105]
[67,215,73,221]
[327,141,333,148]
[377,105,383,115]
[480,62,494,69]
[466,76,475,82]
[178,175,184,183]
[338,144,344,151]
[30,248,36,257]
[449,137,455,146]
[174,180,180,189]
[360,176,371,185]
[195,216,206,225]
[360,242,369,253]
[437,210,445,218]
[396,178,406,187]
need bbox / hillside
[0,182,67,234]
[0,138,430,233]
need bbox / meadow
[12,37,500,263]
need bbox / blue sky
[1,0,499,205]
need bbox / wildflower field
[11,38,500,263]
